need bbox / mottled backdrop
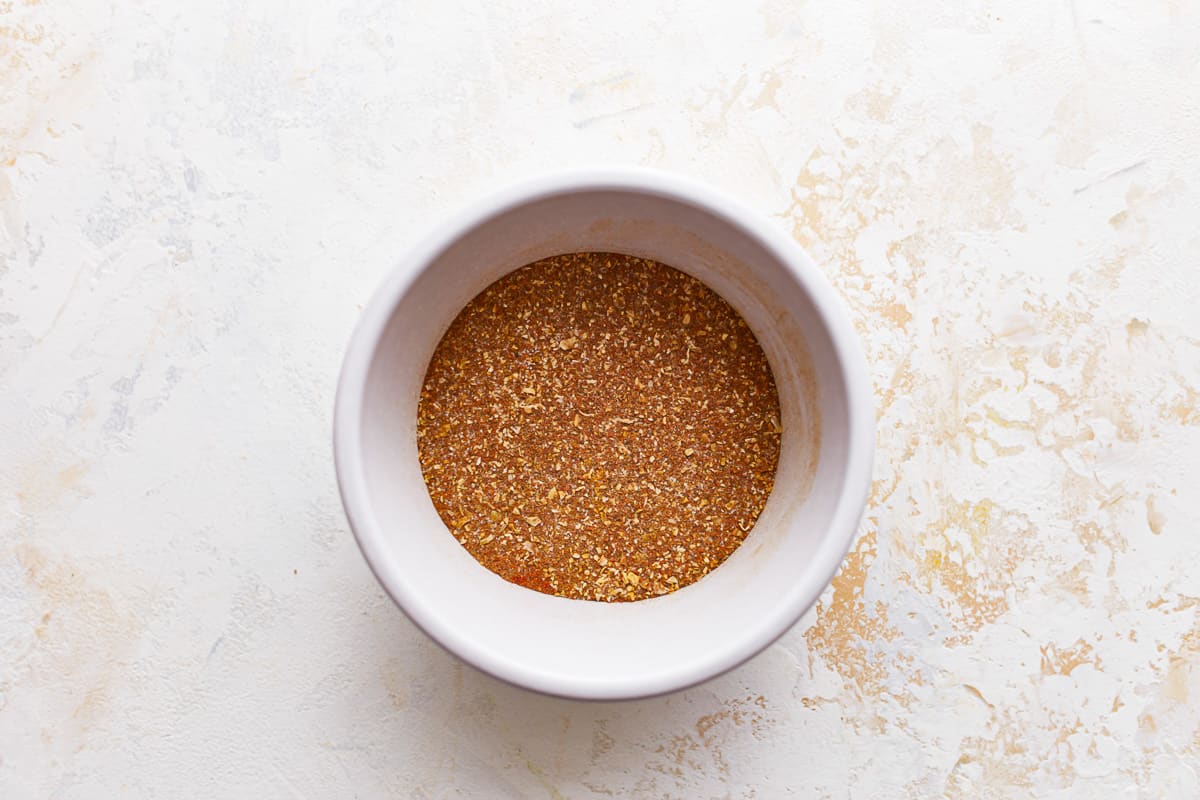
[2,1,1198,797]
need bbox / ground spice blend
[416,252,782,601]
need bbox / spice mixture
[416,252,781,601]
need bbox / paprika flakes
[416,252,781,602]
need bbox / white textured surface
[2,1,1199,796]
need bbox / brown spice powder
[416,252,781,601]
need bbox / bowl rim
[333,166,874,699]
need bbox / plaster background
[2,1,1199,796]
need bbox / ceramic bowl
[334,168,873,699]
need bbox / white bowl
[334,168,873,700]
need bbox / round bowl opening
[335,172,872,699]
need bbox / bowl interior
[347,185,857,698]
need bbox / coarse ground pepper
[416,252,782,602]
